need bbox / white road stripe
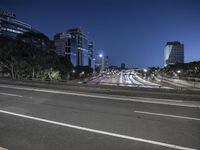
[0,92,23,97]
[134,110,200,121]
[0,110,196,150]
[0,84,199,108]
[135,97,183,103]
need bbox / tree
[0,31,74,80]
[0,36,22,79]
[17,32,52,79]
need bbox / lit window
[7,28,22,34]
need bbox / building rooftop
[166,41,182,46]
[0,9,16,19]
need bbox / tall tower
[164,41,184,66]
[88,41,94,68]
[54,28,94,67]
[66,28,88,66]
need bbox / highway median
[0,78,200,101]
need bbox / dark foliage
[161,62,200,78]
[0,32,72,80]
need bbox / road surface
[0,84,200,150]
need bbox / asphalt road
[0,84,200,150]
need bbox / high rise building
[88,41,94,68]
[105,56,109,69]
[121,63,126,69]
[54,28,94,67]
[67,28,89,66]
[0,10,39,38]
[54,32,70,56]
[164,41,184,66]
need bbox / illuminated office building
[0,10,39,38]
[54,28,94,67]
[164,41,184,66]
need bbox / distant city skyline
[1,0,200,68]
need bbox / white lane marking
[134,97,183,103]
[0,110,197,150]
[134,111,200,121]
[0,92,23,98]
[0,84,199,108]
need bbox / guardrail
[0,77,174,91]
[0,77,199,93]
[1,77,200,101]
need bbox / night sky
[1,0,200,68]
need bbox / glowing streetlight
[143,69,148,72]
[99,54,103,58]
[72,69,76,73]
[177,70,181,74]
[98,53,104,72]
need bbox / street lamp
[177,70,181,79]
[79,71,85,78]
[143,69,148,73]
[99,54,103,58]
[99,53,104,72]
[143,69,148,79]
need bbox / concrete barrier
[160,77,200,89]
[0,78,200,101]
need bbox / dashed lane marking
[134,110,200,121]
[0,110,197,150]
[0,92,23,98]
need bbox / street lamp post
[143,69,147,79]
[177,70,181,79]
[99,53,104,73]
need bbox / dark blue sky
[1,0,200,67]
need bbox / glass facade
[0,10,38,38]
[54,32,70,56]
[67,28,89,66]
[88,42,94,68]
[164,41,184,66]
[54,28,94,67]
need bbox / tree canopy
[0,32,73,80]
[160,62,200,78]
